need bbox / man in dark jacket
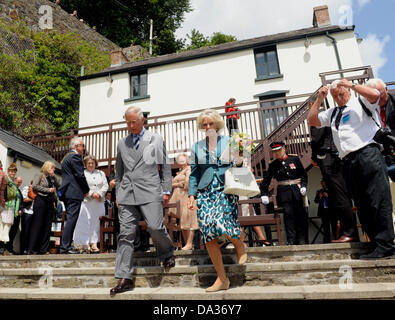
[260,142,308,245]
[310,126,358,243]
[59,136,90,254]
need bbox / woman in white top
[73,155,109,253]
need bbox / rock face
[0,0,119,53]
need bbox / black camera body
[373,127,395,148]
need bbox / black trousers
[344,144,395,254]
[317,152,357,238]
[318,207,338,243]
[60,198,82,253]
[279,197,308,245]
[20,212,33,254]
[226,118,238,136]
[28,196,54,254]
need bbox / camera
[373,127,395,149]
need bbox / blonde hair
[176,153,190,165]
[41,161,55,174]
[196,109,225,131]
[83,155,98,168]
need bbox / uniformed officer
[260,142,308,245]
[308,79,395,259]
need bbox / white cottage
[79,6,363,130]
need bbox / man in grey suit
[110,106,175,295]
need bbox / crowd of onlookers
[0,154,110,255]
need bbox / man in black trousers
[308,79,395,259]
[310,126,358,243]
[260,142,308,245]
[59,136,90,254]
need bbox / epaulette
[287,154,299,157]
[269,159,276,164]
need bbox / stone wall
[0,0,119,53]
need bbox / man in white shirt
[308,79,395,259]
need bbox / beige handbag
[224,167,260,197]
[1,209,14,225]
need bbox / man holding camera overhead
[308,79,395,260]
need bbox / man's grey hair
[70,136,84,149]
[124,106,144,120]
[366,78,387,89]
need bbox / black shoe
[5,248,16,255]
[60,250,80,255]
[163,255,176,269]
[0,248,5,255]
[110,278,134,296]
[360,248,395,260]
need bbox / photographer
[310,126,357,243]
[308,79,395,260]
[366,79,395,234]
[365,79,395,181]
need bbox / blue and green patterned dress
[197,175,241,244]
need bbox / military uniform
[260,152,308,245]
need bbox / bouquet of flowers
[229,132,257,156]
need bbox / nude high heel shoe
[205,278,230,293]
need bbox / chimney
[313,5,331,27]
[110,49,129,67]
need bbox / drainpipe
[326,32,343,78]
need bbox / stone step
[1,258,394,289]
[0,243,373,270]
[1,283,395,300]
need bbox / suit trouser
[60,199,82,253]
[317,153,357,238]
[344,145,395,254]
[20,212,33,254]
[280,199,308,245]
[115,202,174,279]
[389,180,395,234]
[319,207,338,243]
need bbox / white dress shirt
[318,94,381,159]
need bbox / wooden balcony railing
[28,92,312,169]
[28,66,393,175]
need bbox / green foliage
[0,19,110,136]
[54,0,192,55]
[184,29,237,51]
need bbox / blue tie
[134,135,140,150]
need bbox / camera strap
[358,97,382,129]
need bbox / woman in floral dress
[187,109,247,292]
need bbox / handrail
[26,92,313,140]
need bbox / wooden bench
[99,201,182,253]
[237,197,283,246]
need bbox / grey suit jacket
[115,129,172,205]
